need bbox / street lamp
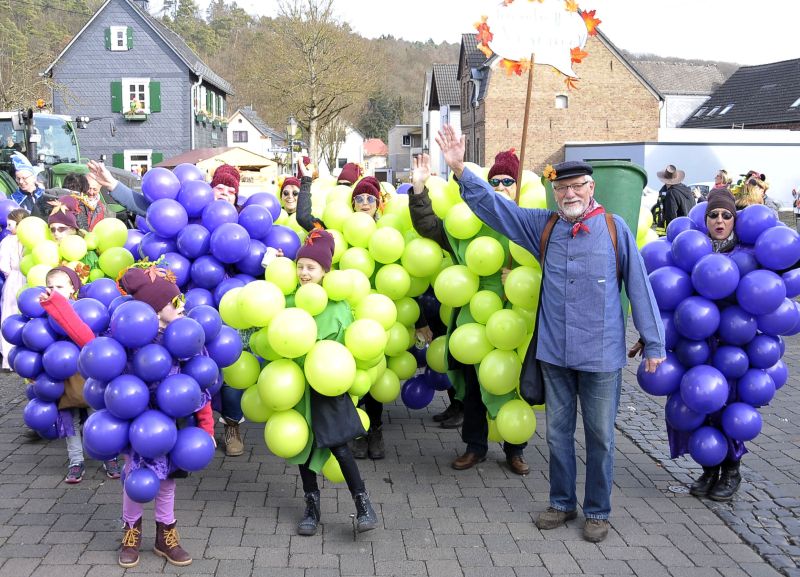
[286,115,298,174]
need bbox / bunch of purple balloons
[133,163,301,308]
[637,203,798,467]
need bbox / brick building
[458,31,662,172]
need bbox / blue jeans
[540,362,621,520]
[220,383,244,422]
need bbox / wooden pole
[514,52,536,205]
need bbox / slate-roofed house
[227,106,286,161]
[681,59,800,130]
[632,61,727,128]
[423,63,461,178]
[42,0,233,176]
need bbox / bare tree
[318,116,348,173]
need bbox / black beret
[551,160,593,181]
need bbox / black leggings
[298,443,365,496]
[361,393,383,430]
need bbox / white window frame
[124,149,152,176]
[401,134,411,147]
[122,77,150,113]
[232,130,248,143]
[110,26,129,51]
[555,94,569,109]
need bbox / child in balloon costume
[637,187,798,501]
[0,209,30,369]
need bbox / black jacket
[295,176,325,232]
[663,183,695,225]
[407,187,453,254]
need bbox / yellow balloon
[345,318,388,360]
[339,247,375,278]
[355,293,397,330]
[241,385,273,423]
[264,256,298,295]
[448,323,493,365]
[16,217,49,250]
[444,203,482,240]
[342,212,377,248]
[384,322,411,357]
[19,254,35,276]
[394,296,420,327]
[344,269,371,306]
[488,417,503,443]
[304,340,357,396]
[478,349,522,395]
[426,336,448,373]
[469,290,504,325]
[329,229,348,264]
[264,409,309,458]
[294,282,329,316]
[509,241,539,268]
[93,218,128,253]
[83,231,98,251]
[32,240,60,267]
[257,358,306,411]
[238,280,286,327]
[356,407,370,431]
[249,328,282,361]
[406,275,430,298]
[321,453,346,483]
[495,399,536,444]
[349,370,373,397]
[369,368,401,403]
[222,350,261,390]
[267,307,318,359]
[401,238,442,278]
[387,351,416,380]
[218,287,250,329]
[504,266,541,310]
[433,265,479,308]
[322,269,353,301]
[375,263,411,300]
[485,309,528,351]
[26,263,51,287]
[368,226,405,264]
[322,200,354,231]
[59,235,88,262]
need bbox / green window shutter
[126,27,133,49]
[151,152,163,166]
[205,90,212,113]
[112,153,124,169]
[104,28,111,50]
[149,82,161,113]
[111,80,122,113]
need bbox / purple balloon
[641,239,675,274]
[765,359,788,390]
[717,305,757,345]
[666,217,697,241]
[237,205,273,240]
[665,392,706,432]
[235,239,268,277]
[234,273,256,284]
[124,467,161,503]
[78,336,127,381]
[7,346,19,369]
[661,311,679,350]
[688,426,727,467]
[410,341,428,367]
[746,333,781,369]
[133,343,173,382]
[177,179,214,218]
[0,198,18,226]
[206,325,243,368]
[782,268,800,298]
[163,317,206,360]
[213,277,245,306]
[33,374,65,402]
[84,278,122,308]
[136,214,152,233]
[42,340,79,380]
[83,377,107,410]
[649,266,693,312]
[674,296,719,340]
[201,200,238,232]
[210,222,250,264]
[691,253,739,300]
[146,198,188,239]
[13,348,42,379]
[729,250,759,277]
[170,426,215,472]
[680,365,728,414]
[108,295,133,317]
[185,288,214,310]
[756,298,800,336]
[21,318,58,351]
[674,338,710,367]
[401,375,435,410]
[754,225,800,270]
[735,204,778,245]
[671,229,712,273]
[125,229,145,255]
[636,352,684,396]
[245,192,282,221]
[17,287,47,318]
[138,232,177,261]
[1,314,27,346]
[424,367,452,391]
[737,369,775,407]
[736,269,786,316]
[687,202,709,233]
[182,355,220,390]
[173,163,205,184]
[129,410,178,459]
[23,398,58,431]
[83,409,129,457]
[721,402,762,441]
[104,374,150,420]
[142,167,180,203]
[162,252,191,288]
[186,305,222,342]
[190,255,226,289]
[711,345,749,379]
[110,300,160,348]
[73,298,110,334]
[176,224,211,260]
[262,225,301,260]
[156,374,201,418]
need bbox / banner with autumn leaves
[475,0,601,88]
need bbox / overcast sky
[148,0,796,66]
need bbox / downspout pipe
[191,75,203,149]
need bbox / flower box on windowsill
[123,111,148,121]
[220,120,228,129]
[195,112,208,123]
[212,118,221,128]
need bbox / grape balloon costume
[638,188,798,501]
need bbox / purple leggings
[122,461,176,525]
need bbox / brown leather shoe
[118,517,142,568]
[451,452,486,470]
[506,455,530,475]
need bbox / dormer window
[106,26,132,51]
[707,106,721,116]
[719,104,734,115]
[693,107,708,118]
[791,97,800,108]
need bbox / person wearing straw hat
[657,164,694,227]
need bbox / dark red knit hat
[47,196,80,230]
[119,265,181,313]
[488,149,520,180]
[48,265,82,293]
[281,177,301,192]
[211,164,240,197]
[295,229,335,272]
[338,162,361,185]
[352,176,382,207]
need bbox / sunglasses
[707,210,734,220]
[353,194,377,204]
[50,225,72,234]
[282,190,299,198]
[488,177,516,187]
[171,293,186,308]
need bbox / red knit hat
[211,164,240,198]
[281,177,301,192]
[338,162,361,185]
[488,149,520,180]
[295,229,335,272]
[352,176,382,208]
[119,264,181,313]
[47,196,80,230]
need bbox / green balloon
[478,349,521,395]
[406,275,430,298]
[330,229,348,264]
[241,385,272,423]
[368,226,405,264]
[349,370,373,397]
[238,280,286,327]
[264,409,309,459]
[426,336,448,373]
[394,297,420,327]
[345,269,372,306]
[496,399,536,444]
[222,350,261,390]
[339,246,375,278]
[376,213,405,231]
[93,218,128,253]
[448,323,493,365]
[355,293,397,330]
[305,340,357,396]
[16,217,49,250]
[32,240,60,267]
[401,238,442,278]
[265,256,298,296]
[98,247,135,281]
[369,368,400,403]
[465,236,505,277]
[342,212,377,248]
[219,287,250,329]
[322,269,353,301]
[294,282,329,316]
[257,358,306,411]
[469,290,504,325]
[375,263,411,301]
[485,309,528,351]
[249,328,282,361]
[384,322,411,357]
[388,351,416,380]
[322,200,353,232]
[504,266,541,310]
[433,264,479,308]
[513,305,536,333]
[267,307,317,358]
[444,202,482,240]
[345,318,388,361]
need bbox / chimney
[132,0,149,11]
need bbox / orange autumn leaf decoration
[478,43,494,58]
[581,9,601,35]
[543,165,557,181]
[500,58,526,76]
[474,16,493,44]
[565,76,580,90]
[565,0,579,12]
[570,47,589,64]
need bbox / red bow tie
[570,206,605,237]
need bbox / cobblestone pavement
[0,336,795,576]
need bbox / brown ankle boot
[154,521,192,566]
[118,517,142,568]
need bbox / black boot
[689,466,719,497]
[367,427,385,460]
[297,491,321,536]
[353,492,378,533]
[709,460,741,502]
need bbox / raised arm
[409,153,452,253]
[88,160,149,216]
